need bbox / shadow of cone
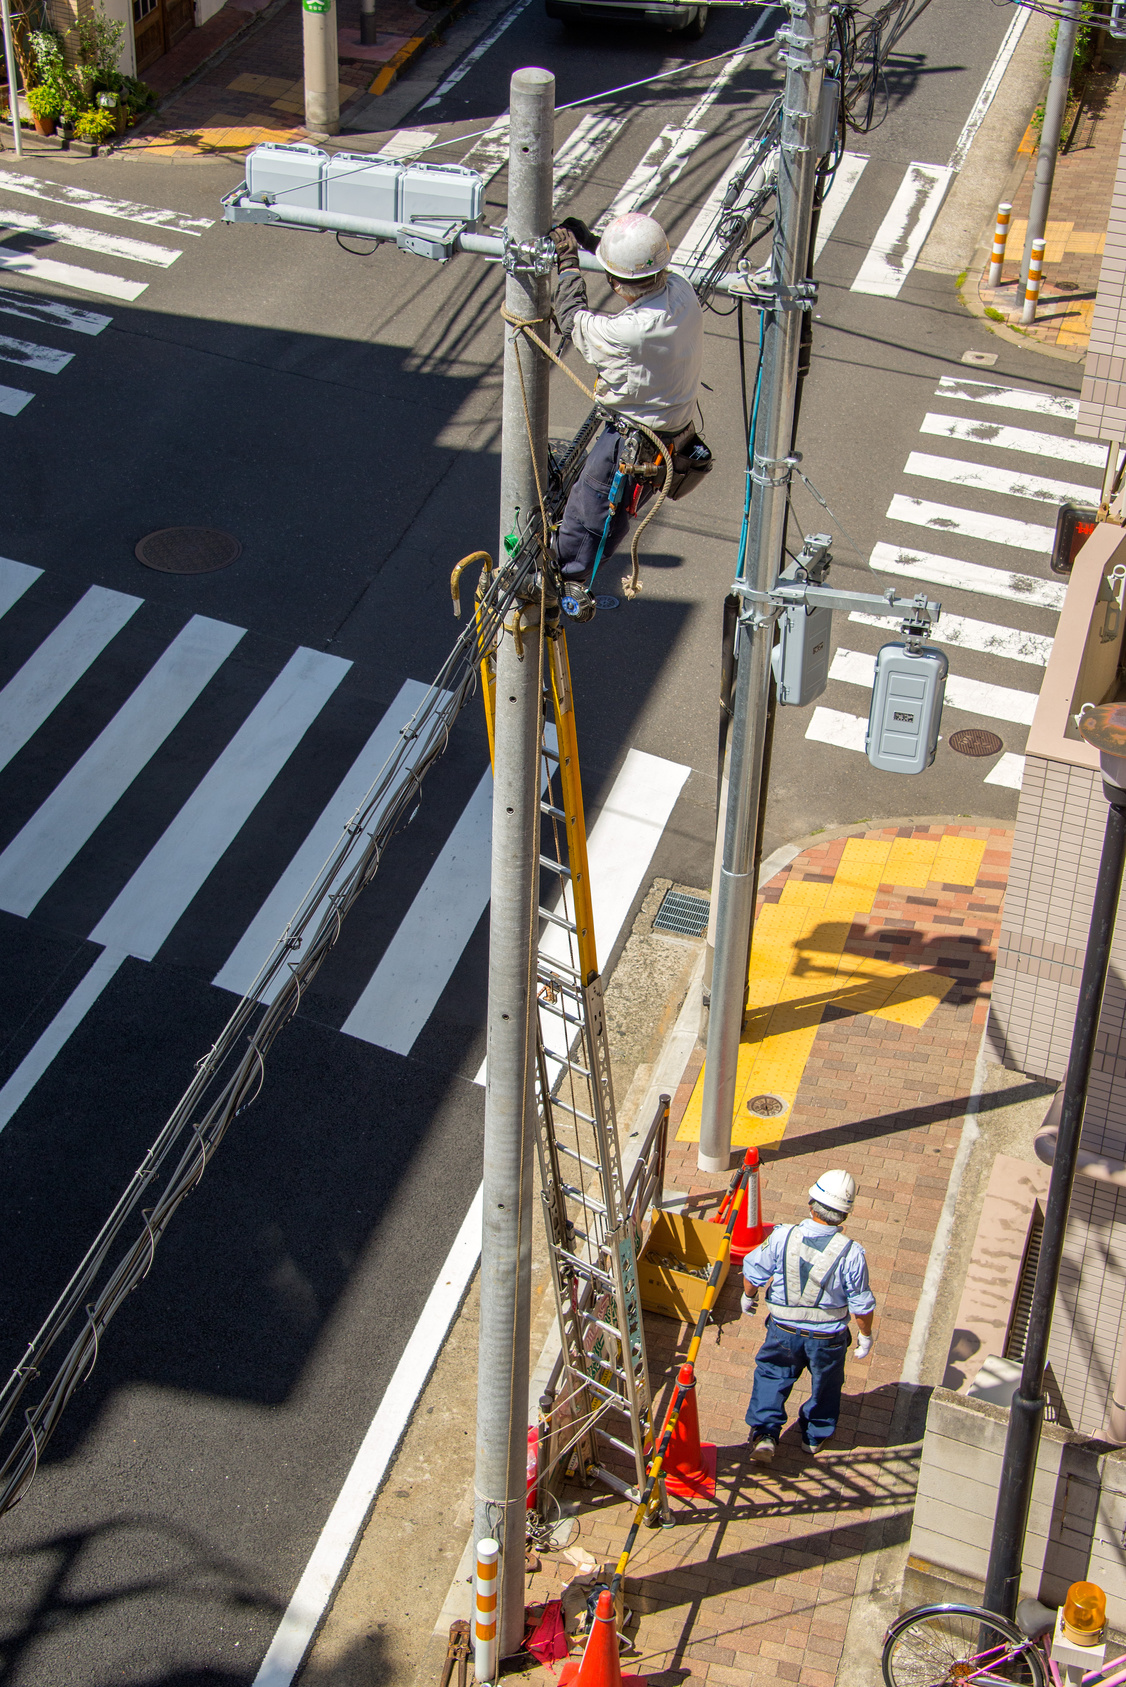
[730,1146,773,1264]
[664,1364,716,1499]
[559,1591,647,1687]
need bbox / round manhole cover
[595,595,620,611]
[747,1093,786,1118]
[949,728,1004,758]
[135,527,241,575]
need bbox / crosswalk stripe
[342,766,492,1053]
[0,945,122,1133]
[214,678,436,1002]
[460,114,509,185]
[0,383,32,415]
[849,608,1052,665]
[0,331,73,374]
[90,646,352,961]
[814,152,868,261]
[0,251,146,302]
[850,162,953,297]
[672,134,763,274]
[0,287,110,335]
[600,125,707,227]
[920,411,1103,469]
[984,752,1025,789]
[887,494,1054,553]
[0,556,41,614]
[0,584,144,777]
[828,646,1037,724]
[934,375,1080,421]
[0,209,181,268]
[553,113,622,210]
[869,541,1067,610]
[904,449,1095,506]
[378,129,437,159]
[806,706,867,752]
[0,170,213,235]
[0,615,245,917]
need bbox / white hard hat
[809,1170,856,1217]
[596,212,671,281]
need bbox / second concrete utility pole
[302,0,339,137]
[1020,0,1081,289]
[474,65,554,1671]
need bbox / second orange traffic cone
[663,1364,716,1499]
[730,1146,772,1263]
[558,1591,647,1687]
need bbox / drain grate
[949,728,1004,758]
[653,888,710,938]
[135,527,242,575]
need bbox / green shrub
[74,106,116,141]
[26,84,62,119]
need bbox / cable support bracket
[728,269,817,309]
[751,450,802,490]
[734,577,942,639]
[502,229,557,278]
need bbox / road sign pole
[302,0,339,137]
[474,65,554,1668]
[1,0,23,159]
[697,0,831,1174]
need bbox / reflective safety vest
[766,1225,854,1326]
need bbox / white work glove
[741,1290,758,1316]
[855,1333,873,1359]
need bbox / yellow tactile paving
[677,834,974,1146]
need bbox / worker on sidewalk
[740,1170,875,1461]
[549,211,705,588]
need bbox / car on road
[544,0,708,36]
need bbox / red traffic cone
[558,1591,647,1687]
[730,1146,772,1263]
[663,1365,716,1499]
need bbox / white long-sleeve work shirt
[566,271,704,434]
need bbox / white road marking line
[251,1185,483,1687]
[0,287,110,334]
[474,746,690,1086]
[934,376,1080,421]
[599,125,707,226]
[0,171,213,234]
[0,556,41,615]
[828,646,1037,724]
[948,4,1030,171]
[806,706,867,752]
[0,331,72,374]
[984,752,1025,789]
[342,766,492,1052]
[90,647,351,961]
[378,129,437,159]
[420,0,533,108]
[0,616,245,917]
[904,449,1095,506]
[672,134,765,274]
[851,162,953,298]
[920,411,1102,469]
[459,114,510,185]
[869,541,1066,610]
[887,493,1054,554]
[552,112,622,209]
[0,585,145,777]
[0,383,31,415]
[0,208,181,267]
[850,608,1052,665]
[814,152,868,260]
[0,251,146,301]
[214,678,435,1002]
[0,946,125,1134]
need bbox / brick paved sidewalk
[516,821,1010,1687]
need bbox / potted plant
[73,106,115,153]
[26,84,61,136]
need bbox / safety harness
[764,1225,853,1327]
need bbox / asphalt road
[0,2,1089,1679]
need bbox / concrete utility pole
[697,0,831,1175]
[1020,0,1081,289]
[301,0,339,138]
[1,0,23,159]
[474,65,554,1669]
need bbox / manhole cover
[135,527,241,574]
[747,1093,786,1118]
[949,728,1004,758]
[595,595,620,611]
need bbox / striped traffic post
[475,1537,499,1684]
[1022,237,1046,325]
[988,202,1012,286]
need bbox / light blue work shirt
[742,1218,876,1335]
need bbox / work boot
[749,1434,776,1464]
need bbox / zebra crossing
[0,556,688,1130]
[803,376,1099,792]
[0,171,213,420]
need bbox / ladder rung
[541,801,567,821]
[539,907,577,933]
[562,1184,606,1213]
[538,1000,584,1027]
[551,1099,596,1126]
[598,1433,641,1458]
[554,1143,602,1171]
[542,744,560,762]
[556,1247,613,1283]
[578,1373,628,1406]
[540,856,572,878]
[549,1058,593,1084]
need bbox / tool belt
[620,421,714,503]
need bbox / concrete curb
[365,0,472,96]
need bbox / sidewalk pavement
[424,821,1010,1687]
[975,36,1126,356]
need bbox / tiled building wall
[1079,117,1126,440]
[1050,1178,1126,1437]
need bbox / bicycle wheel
[882,1603,1048,1687]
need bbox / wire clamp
[503,230,557,277]
[728,271,817,310]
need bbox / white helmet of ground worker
[597,212,672,281]
[809,1170,856,1217]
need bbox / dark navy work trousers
[557,424,652,581]
[745,1317,851,1448]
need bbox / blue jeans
[746,1317,851,1448]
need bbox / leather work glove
[855,1333,873,1359]
[550,225,581,272]
[741,1289,758,1316]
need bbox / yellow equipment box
[639,1211,730,1322]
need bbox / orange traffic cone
[663,1365,716,1499]
[558,1591,647,1687]
[730,1146,772,1263]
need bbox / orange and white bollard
[988,202,1012,286]
[475,1538,499,1685]
[1022,236,1046,325]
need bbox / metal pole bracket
[503,230,557,277]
